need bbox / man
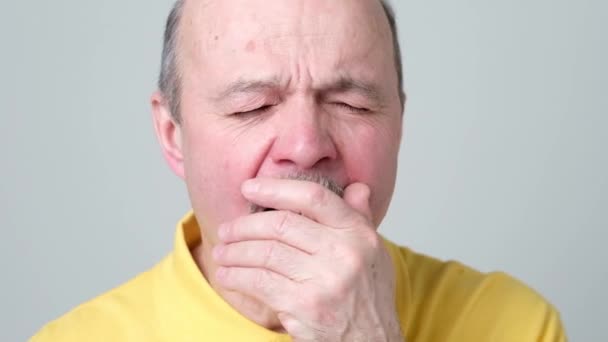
[32,0,566,341]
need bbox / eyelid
[234,104,274,116]
[331,102,370,113]
[229,91,280,115]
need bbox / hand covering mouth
[248,172,345,214]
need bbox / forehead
[178,0,396,94]
[183,0,388,37]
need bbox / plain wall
[1,0,606,340]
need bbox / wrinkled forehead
[178,0,394,73]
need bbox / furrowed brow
[319,76,384,103]
[214,78,281,101]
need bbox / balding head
[158,0,404,123]
[151,0,405,269]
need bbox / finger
[241,178,360,228]
[343,182,374,224]
[216,266,295,313]
[213,240,314,281]
[218,210,323,254]
[277,312,317,341]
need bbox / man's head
[152,0,405,242]
[158,0,404,123]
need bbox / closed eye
[331,102,370,113]
[234,104,274,117]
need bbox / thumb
[343,182,373,224]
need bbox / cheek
[344,121,400,178]
[341,121,401,222]
[181,121,273,230]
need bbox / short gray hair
[158,0,404,123]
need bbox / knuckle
[350,254,365,274]
[363,230,381,249]
[304,294,336,324]
[303,291,325,313]
[325,275,350,298]
[263,241,278,268]
[274,211,292,237]
[252,269,269,291]
[219,223,234,240]
[338,246,366,276]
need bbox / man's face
[159,0,403,240]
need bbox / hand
[213,178,403,341]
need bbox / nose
[268,101,338,170]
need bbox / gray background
[1,0,606,341]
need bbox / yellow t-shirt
[31,212,566,341]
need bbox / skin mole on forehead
[245,40,256,52]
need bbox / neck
[192,235,286,333]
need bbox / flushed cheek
[342,121,399,177]
[179,137,229,228]
[341,124,400,223]
[184,126,273,228]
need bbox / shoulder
[30,259,167,342]
[450,271,565,341]
[382,238,566,341]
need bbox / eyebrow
[214,78,281,101]
[319,76,384,103]
[214,75,384,103]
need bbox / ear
[151,91,185,179]
[398,92,406,143]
